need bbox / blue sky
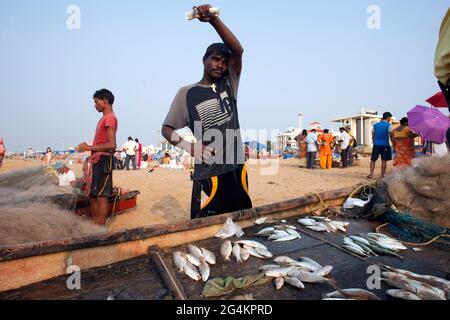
[0,0,448,152]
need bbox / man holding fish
[162,4,252,219]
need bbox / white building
[332,109,383,147]
[276,127,302,154]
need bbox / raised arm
[195,4,244,75]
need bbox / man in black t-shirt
[162,4,252,219]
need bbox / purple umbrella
[407,105,450,143]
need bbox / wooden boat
[0,186,448,300]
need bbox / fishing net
[0,166,105,247]
[351,156,450,248]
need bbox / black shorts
[191,164,253,219]
[371,145,392,162]
[91,155,113,198]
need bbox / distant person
[135,138,143,169]
[346,127,357,166]
[44,147,53,166]
[0,137,5,168]
[53,161,76,187]
[294,129,308,168]
[339,127,351,168]
[122,137,138,170]
[368,112,393,179]
[244,142,251,161]
[317,129,335,169]
[305,129,318,169]
[113,151,123,170]
[76,89,118,225]
[435,8,450,112]
[391,117,417,168]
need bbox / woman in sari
[295,129,308,168]
[0,138,5,168]
[391,117,417,168]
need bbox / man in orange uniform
[317,129,335,169]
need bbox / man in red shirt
[76,89,118,225]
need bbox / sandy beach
[0,156,390,231]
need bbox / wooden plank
[0,187,353,262]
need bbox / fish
[284,276,305,289]
[200,247,216,265]
[342,244,369,257]
[235,240,267,250]
[286,229,301,237]
[317,222,332,233]
[286,263,317,273]
[374,240,407,252]
[220,241,233,261]
[199,258,210,282]
[265,266,295,278]
[184,261,201,281]
[381,272,446,300]
[255,217,268,225]
[298,218,317,226]
[259,264,282,272]
[299,257,323,270]
[308,216,332,222]
[314,265,334,277]
[173,251,186,272]
[306,225,328,232]
[274,256,298,264]
[185,253,201,267]
[274,277,284,290]
[268,231,290,240]
[380,264,450,294]
[273,234,299,242]
[343,237,356,246]
[323,221,337,232]
[232,243,243,264]
[295,271,332,284]
[240,246,250,262]
[329,289,380,300]
[386,289,423,300]
[365,243,404,259]
[244,245,266,259]
[254,247,273,259]
[349,236,371,246]
[187,244,204,259]
[256,227,275,236]
[285,225,298,230]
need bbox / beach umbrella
[407,105,450,143]
[426,92,448,108]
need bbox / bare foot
[367,174,373,179]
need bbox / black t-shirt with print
[163,65,245,180]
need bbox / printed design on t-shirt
[195,91,233,130]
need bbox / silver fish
[201,247,216,265]
[274,256,298,264]
[336,289,380,300]
[274,277,285,290]
[235,240,267,250]
[254,247,273,259]
[299,257,323,270]
[244,245,266,259]
[342,244,369,257]
[308,216,332,222]
[259,264,282,272]
[187,244,204,259]
[274,234,299,242]
[256,227,275,235]
[268,231,290,240]
[386,289,423,300]
[173,251,186,272]
[306,225,328,232]
[199,258,210,282]
[349,236,371,246]
[265,266,295,278]
[286,229,301,237]
[240,246,250,262]
[298,218,317,226]
[185,253,201,267]
[184,261,201,281]
[382,272,446,300]
[284,276,305,289]
[220,240,233,261]
[232,243,243,264]
[295,271,331,284]
[314,265,334,277]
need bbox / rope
[375,222,450,247]
[111,187,121,216]
[349,182,378,199]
